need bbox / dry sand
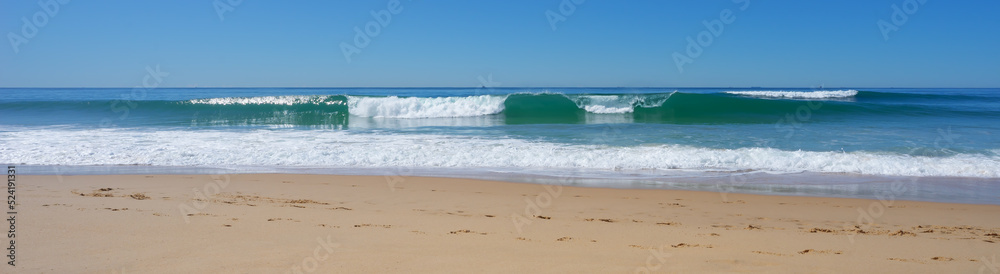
[10,174,1000,273]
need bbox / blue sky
[1,0,997,88]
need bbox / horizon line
[1,86,997,89]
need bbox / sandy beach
[11,174,1000,273]
[4,0,999,273]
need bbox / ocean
[2,88,999,204]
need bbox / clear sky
[1,0,997,88]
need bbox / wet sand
[12,174,1000,273]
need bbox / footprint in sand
[809,228,835,233]
[73,188,116,197]
[798,249,843,255]
[931,257,954,261]
[752,251,790,256]
[887,258,919,263]
[889,230,917,236]
[449,230,486,235]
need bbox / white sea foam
[571,93,675,114]
[725,90,858,99]
[188,93,679,117]
[190,95,345,105]
[582,105,634,114]
[2,128,998,178]
[346,95,506,118]
[578,95,635,114]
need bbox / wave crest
[570,93,675,114]
[189,95,346,105]
[724,90,858,99]
[347,95,506,118]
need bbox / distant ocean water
[2,88,999,203]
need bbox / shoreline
[14,174,1000,273]
[15,165,1000,206]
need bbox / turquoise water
[1,88,999,203]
